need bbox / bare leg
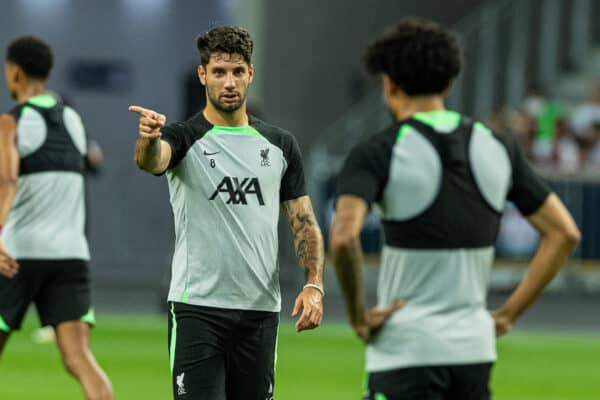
[0,331,10,359]
[55,321,113,400]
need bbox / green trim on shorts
[170,303,177,374]
[0,315,10,332]
[80,308,96,326]
[274,325,280,372]
[374,393,388,400]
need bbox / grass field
[1,314,599,399]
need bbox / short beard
[10,89,17,100]
[207,88,246,113]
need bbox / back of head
[196,26,253,65]
[6,35,53,80]
[365,17,462,96]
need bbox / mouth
[220,93,240,104]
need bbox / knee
[62,352,86,376]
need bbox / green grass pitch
[1,315,599,399]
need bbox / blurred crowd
[486,82,600,173]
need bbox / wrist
[494,305,517,322]
[303,283,324,298]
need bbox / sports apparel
[2,94,89,261]
[0,259,94,331]
[158,113,306,312]
[168,302,277,400]
[365,362,493,400]
[336,110,550,371]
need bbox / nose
[224,73,236,90]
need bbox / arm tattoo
[284,198,324,285]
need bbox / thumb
[291,295,303,317]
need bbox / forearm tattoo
[284,199,324,283]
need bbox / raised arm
[0,114,20,278]
[129,105,172,174]
[492,193,580,335]
[282,195,324,332]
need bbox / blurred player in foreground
[130,26,324,399]
[330,17,580,400]
[0,36,112,399]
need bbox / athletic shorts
[168,301,278,400]
[364,362,493,400]
[0,259,94,332]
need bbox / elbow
[134,154,152,173]
[563,226,581,250]
[330,231,360,256]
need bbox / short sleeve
[159,122,194,172]
[335,140,391,206]
[280,134,306,202]
[503,133,551,215]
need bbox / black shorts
[0,259,94,332]
[365,362,493,400]
[168,301,278,400]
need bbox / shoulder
[163,112,212,136]
[250,117,297,148]
[348,123,399,156]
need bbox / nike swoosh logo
[203,150,220,156]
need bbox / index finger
[295,308,312,332]
[128,105,154,117]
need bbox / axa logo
[209,176,265,206]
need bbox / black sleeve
[335,138,391,206]
[502,133,552,215]
[159,122,196,172]
[280,134,307,202]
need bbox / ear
[248,64,254,84]
[441,81,453,96]
[197,64,206,86]
[382,74,397,104]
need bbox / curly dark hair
[365,17,462,96]
[6,36,53,80]
[196,26,253,66]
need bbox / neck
[16,82,47,104]
[203,102,249,127]
[391,95,446,121]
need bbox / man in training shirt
[130,26,325,400]
[330,18,580,400]
[0,36,113,399]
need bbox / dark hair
[365,17,462,96]
[196,26,253,66]
[6,36,53,80]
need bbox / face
[198,53,253,113]
[4,62,19,100]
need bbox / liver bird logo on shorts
[176,372,187,395]
[260,148,270,167]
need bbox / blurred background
[1,0,599,398]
